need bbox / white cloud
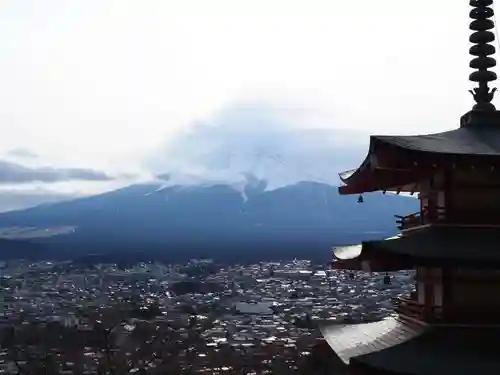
[145,98,372,188]
[0,0,493,194]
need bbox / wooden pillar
[424,268,434,321]
[428,176,437,222]
[443,168,453,222]
[441,266,453,322]
[416,266,435,321]
[416,267,426,305]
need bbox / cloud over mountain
[146,99,368,188]
[0,160,113,184]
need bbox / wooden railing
[393,297,442,322]
[393,297,424,320]
[395,206,500,231]
[395,212,422,230]
[395,206,447,231]
[393,297,500,325]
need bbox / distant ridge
[0,181,418,262]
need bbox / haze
[0,0,493,206]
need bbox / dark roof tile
[374,126,500,155]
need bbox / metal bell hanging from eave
[357,195,364,203]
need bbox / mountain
[0,181,418,262]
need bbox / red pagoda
[320,1,500,374]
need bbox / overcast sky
[0,0,494,198]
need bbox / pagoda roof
[321,318,500,374]
[320,318,427,365]
[375,125,500,156]
[332,227,500,270]
[339,116,500,194]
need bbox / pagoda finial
[469,0,497,111]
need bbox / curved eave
[349,325,500,375]
[338,136,426,195]
[338,134,419,186]
[338,137,378,186]
[338,168,422,195]
[339,127,500,195]
[320,318,428,366]
[331,237,413,272]
[331,258,411,272]
[372,127,500,170]
[333,227,500,270]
